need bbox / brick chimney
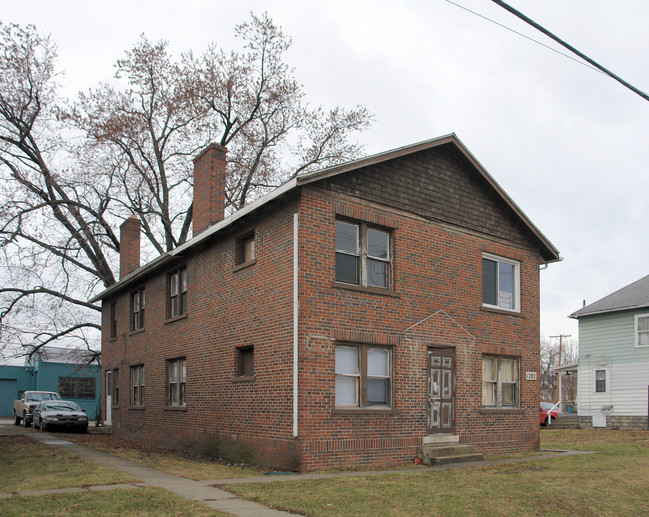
[119,215,141,279]
[193,143,227,235]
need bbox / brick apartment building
[92,134,560,471]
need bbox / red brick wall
[101,175,544,471]
[295,186,541,470]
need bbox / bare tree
[540,336,578,403]
[0,15,372,359]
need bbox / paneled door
[427,347,455,434]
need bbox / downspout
[293,213,299,437]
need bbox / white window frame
[594,368,608,393]
[482,253,520,313]
[335,344,392,409]
[482,355,519,408]
[635,313,649,348]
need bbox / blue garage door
[0,379,18,417]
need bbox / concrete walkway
[1,424,295,516]
[1,420,593,516]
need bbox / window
[59,377,96,399]
[595,369,607,393]
[112,368,120,405]
[482,254,520,312]
[482,356,519,408]
[335,344,392,408]
[167,358,186,406]
[335,220,391,289]
[168,267,187,317]
[636,314,649,347]
[131,288,145,331]
[237,232,255,265]
[131,365,145,406]
[109,301,117,339]
[236,346,254,377]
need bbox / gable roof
[91,134,560,303]
[570,273,649,319]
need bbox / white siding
[578,311,649,417]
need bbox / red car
[540,402,559,426]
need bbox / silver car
[32,400,89,433]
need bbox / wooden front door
[427,347,455,434]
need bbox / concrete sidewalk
[1,423,295,516]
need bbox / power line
[490,0,649,103]
[444,0,604,75]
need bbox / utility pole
[550,334,571,407]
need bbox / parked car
[540,401,559,426]
[32,400,89,433]
[13,391,62,427]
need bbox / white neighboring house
[570,274,649,429]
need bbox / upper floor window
[236,346,255,378]
[595,369,607,393]
[335,344,392,408]
[237,232,255,265]
[335,220,391,289]
[482,355,519,408]
[482,254,520,312]
[168,267,187,318]
[109,301,117,339]
[635,314,649,347]
[167,358,186,406]
[131,287,145,331]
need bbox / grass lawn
[66,434,270,480]
[222,429,649,517]
[0,487,227,516]
[0,435,135,492]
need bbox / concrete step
[431,453,484,465]
[418,443,484,465]
[547,415,579,429]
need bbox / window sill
[480,306,524,318]
[233,259,257,272]
[108,337,117,342]
[164,405,187,412]
[128,406,146,410]
[165,313,188,325]
[479,408,524,415]
[332,282,399,298]
[332,407,396,416]
[233,375,256,383]
[128,328,145,336]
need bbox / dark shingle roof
[570,274,649,318]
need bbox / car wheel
[22,413,30,428]
[79,425,88,434]
[14,412,21,426]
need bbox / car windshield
[42,402,81,412]
[540,402,555,410]
[29,393,60,401]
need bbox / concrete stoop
[546,415,580,429]
[418,435,484,465]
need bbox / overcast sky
[4,0,649,342]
